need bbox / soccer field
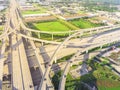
[33,21,71,32]
[69,19,103,29]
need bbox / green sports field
[22,9,47,15]
[33,21,71,32]
[69,19,103,29]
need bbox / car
[111,46,116,50]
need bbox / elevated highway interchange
[0,0,120,90]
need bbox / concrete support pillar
[79,33,83,39]
[35,32,38,38]
[80,32,83,38]
[75,34,77,39]
[41,42,44,46]
[30,31,32,36]
[54,57,57,63]
[70,63,72,67]
[63,44,66,48]
[86,50,88,54]
[90,30,92,35]
[96,29,99,33]
[100,45,103,49]
[38,32,40,38]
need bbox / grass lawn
[108,51,120,61]
[69,19,103,29]
[56,54,74,63]
[97,79,120,90]
[29,21,72,40]
[65,59,120,90]
[33,21,71,32]
[22,9,47,15]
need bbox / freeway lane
[9,0,34,89]
[11,34,24,90]
[29,41,54,90]
[15,4,54,89]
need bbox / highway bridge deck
[11,34,34,90]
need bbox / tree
[1,14,5,24]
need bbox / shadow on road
[40,46,51,65]
[88,28,120,43]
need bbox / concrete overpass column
[41,42,44,46]
[29,31,32,36]
[100,45,103,49]
[75,34,78,39]
[54,57,57,63]
[86,50,88,54]
[79,32,83,38]
[35,32,38,38]
[90,30,92,35]
[70,62,73,67]
[63,44,66,48]
[38,32,40,38]
[96,29,99,33]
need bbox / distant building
[0,0,7,11]
[0,0,7,4]
[25,0,42,2]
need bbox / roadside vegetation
[109,51,120,62]
[69,18,104,29]
[65,55,120,90]
[56,54,74,63]
[52,70,63,90]
[52,58,120,90]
